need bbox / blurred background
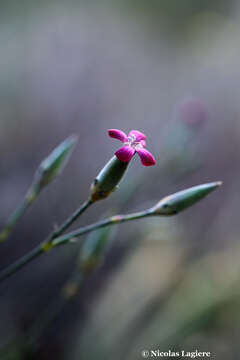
[0,0,239,359]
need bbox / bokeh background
[0,0,240,359]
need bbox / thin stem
[0,199,92,282]
[0,185,39,243]
[0,209,153,283]
[53,209,152,247]
[0,244,43,281]
[48,198,93,241]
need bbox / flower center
[124,134,143,149]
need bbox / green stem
[0,185,39,243]
[0,209,153,283]
[53,209,152,247]
[48,198,93,241]
[0,244,43,281]
[0,199,93,282]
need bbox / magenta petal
[115,145,135,163]
[140,139,146,147]
[108,129,128,143]
[128,130,146,141]
[136,148,156,166]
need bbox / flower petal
[128,130,146,142]
[140,139,146,147]
[115,145,135,163]
[136,148,156,166]
[108,129,128,143]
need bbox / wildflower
[108,129,156,166]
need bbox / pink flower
[108,129,156,166]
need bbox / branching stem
[0,208,153,283]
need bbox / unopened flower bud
[79,227,113,272]
[90,156,129,202]
[150,182,222,216]
[34,135,78,191]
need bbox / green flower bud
[34,135,78,191]
[150,182,222,216]
[79,227,113,272]
[90,156,129,202]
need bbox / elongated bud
[33,135,78,191]
[90,156,129,202]
[150,182,222,215]
[79,227,113,272]
[0,136,78,243]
